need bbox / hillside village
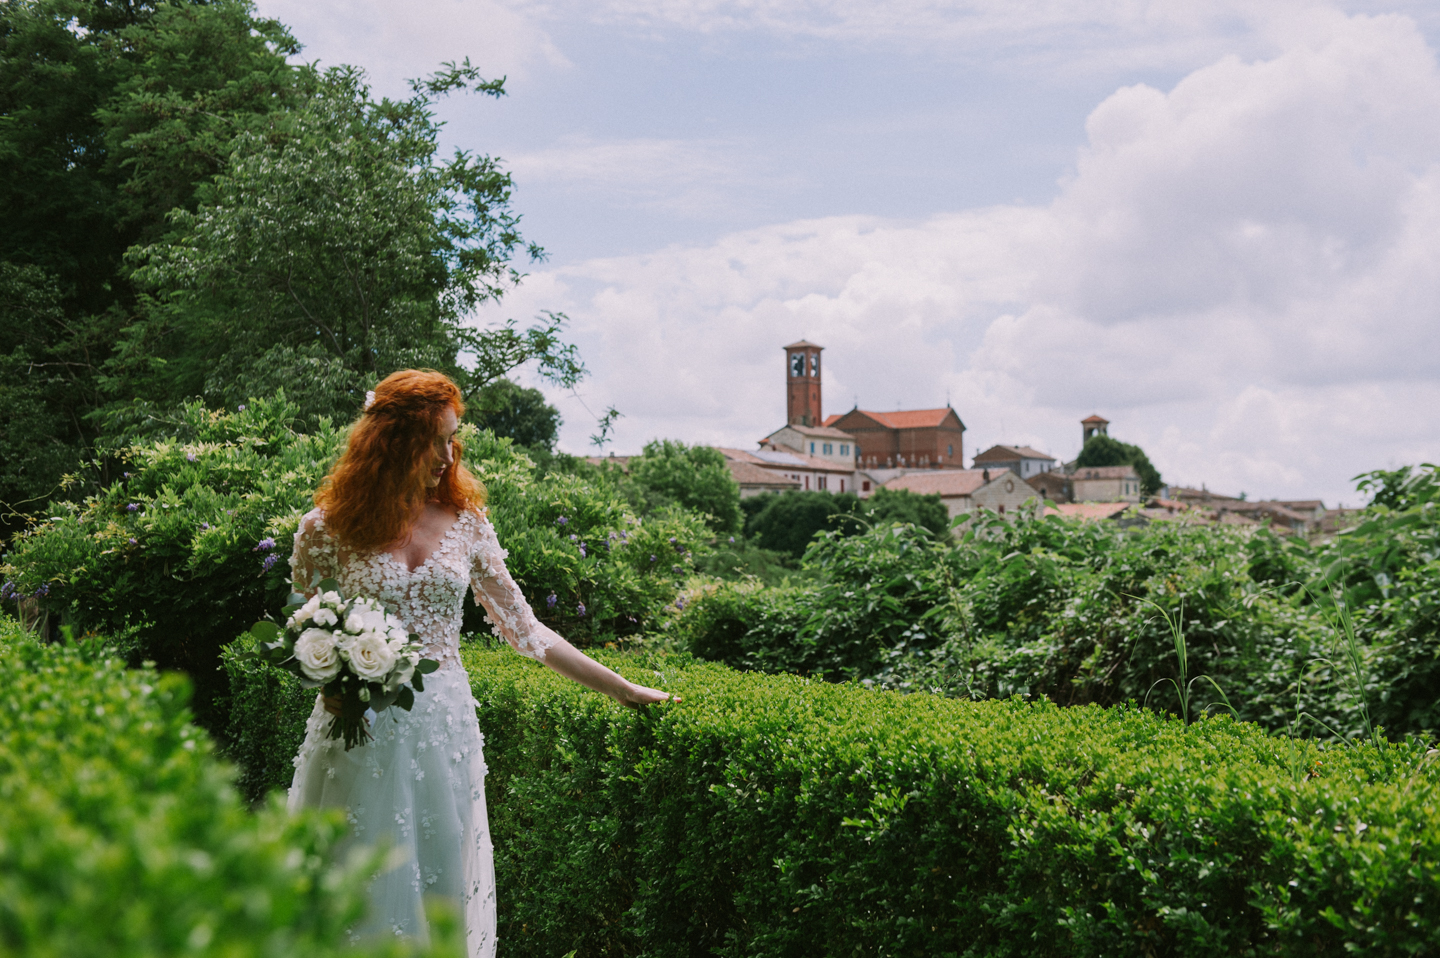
[594,339,1350,534]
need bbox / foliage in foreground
[675,466,1440,742]
[0,617,463,957]
[220,637,1440,956]
[467,645,1438,957]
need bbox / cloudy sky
[254,0,1440,505]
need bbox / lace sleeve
[469,511,559,662]
[289,509,337,597]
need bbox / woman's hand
[613,682,678,710]
[322,694,370,724]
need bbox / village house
[883,468,1039,521]
[971,444,1057,480]
[1071,464,1144,503]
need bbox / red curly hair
[317,369,486,550]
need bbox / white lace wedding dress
[286,506,558,958]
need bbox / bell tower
[784,340,823,427]
[1081,414,1110,444]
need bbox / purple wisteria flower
[1,581,15,600]
[253,537,277,552]
[200,522,210,530]
[261,554,279,572]
[237,404,246,411]
[186,452,197,462]
[556,515,568,526]
[128,538,137,544]
[126,503,139,512]
[728,536,735,544]
[576,602,586,617]
[546,593,558,610]
[569,534,578,542]
[579,544,587,558]
[650,555,657,563]
[675,597,687,610]
[33,583,49,597]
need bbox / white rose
[321,590,342,605]
[344,612,367,634]
[387,626,409,644]
[344,631,397,680]
[312,607,338,627]
[294,628,342,682]
[360,608,387,633]
[291,594,320,625]
[385,613,406,632]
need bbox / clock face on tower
[791,353,806,377]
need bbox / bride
[286,369,669,956]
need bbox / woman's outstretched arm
[539,637,671,708]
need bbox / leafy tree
[863,486,951,537]
[1075,434,1163,496]
[743,491,862,558]
[470,378,561,452]
[121,63,584,425]
[0,0,302,526]
[628,441,743,535]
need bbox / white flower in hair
[364,390,376,411]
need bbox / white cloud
[479,9,1440,506]
[253,0,567,97]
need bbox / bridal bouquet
[246,578,438,749]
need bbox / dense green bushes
[0,616,462,957]
[675,475,1440,742]
[463,644,1438,956]
[741,487,949,558]
[1,395,709,734]
[216,636,1440,955]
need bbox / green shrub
[677,498,1440,742]
[2,398,709,734]
[462,644,1440,957]
[627,439,744,535]
[862,485,951,537]
[0,616,462,957]
[742,490,862,558]
[0,396,342,730]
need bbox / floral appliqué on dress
[286,507,559,958]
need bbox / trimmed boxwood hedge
[226,635,1440,956]
[0,617,462,957]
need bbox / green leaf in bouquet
[288,592,308,606]
[412,672,425,694]
[417,658,439,674]
[249,621,281,643]
[396,686,415,711]
[316,577,340,594]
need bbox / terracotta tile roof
[767,423,855,441]
[822,413,842,427]
[1047,502,1132,520]
[850,408,958,429]
[783,339,824,350]
[714,447,854,475]
[973,444,1055,463]
[726,459,800,488]
[1081,414,1110,424]
[883,470,989,497]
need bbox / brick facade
[826,407,966,469]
